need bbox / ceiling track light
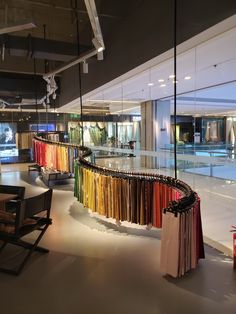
[82,61,89,74]
[92,37,104,52]
[85,0,105,50]
[97,50,104,61]
[0,98,10,108]
[42,75,58,105]
[50,76,57,89]
[43,1,105,79]
[0,102,5,109]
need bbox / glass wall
[80,15,236,253]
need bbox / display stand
[40,168,71,187]
[32,135,205,278]
[28,164,41,172]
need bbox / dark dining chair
[0,189,53,275]
[0,184,25,200]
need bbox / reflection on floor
[0,162,33,173]
[95,157,236,255]
[185,165,236,181]
[0,169,235,314]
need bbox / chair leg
[9,239,49,253]
[0,242,18,275]
[15,225,50,275]
[0,241,7,253]
[0,225,50,276]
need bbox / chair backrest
[24,189,52,218]
[0,189,52,236]
[0,185,25,200]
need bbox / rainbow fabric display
[75,164,180,227]
[160,197,204,277]
[33,138,80,173]
[33,136,205,278]
[74,160,205,278]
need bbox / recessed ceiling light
[184,76,191,80]
[160,84,166,87]
[169,74,175,79]
[172,80,178,84]
[148,82,154,86]
[158,79,165,83]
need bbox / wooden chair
[0,189,53,275]
[0,184,25,200]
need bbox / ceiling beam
[2,34,90,62]
[13,0,121,19]
[0,55,46,75]
[0,21,36,35]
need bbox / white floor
[185,165,236,181]
[0,166,236,313]
[95,157,236,256]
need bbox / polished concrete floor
[95,157,236,256]
[186,165,236,180]
[0,164,236,314]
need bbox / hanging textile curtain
[33,139,79,174]
[74,161,204,278]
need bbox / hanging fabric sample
[74,159,204,278]
[33,138,80,174]
[16,132,35,149]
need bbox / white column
[141,101,155,168]
[141,100,171,169]
[153,100,171,150]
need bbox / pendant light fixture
[82,61,89,74]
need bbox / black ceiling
[0,0,145,109]
[0,0,235,111]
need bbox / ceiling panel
[72,25,236,116]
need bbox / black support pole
[33,58,39,133]
[43,24,49,133]
[75,0,84,146]
[174,0,177,179]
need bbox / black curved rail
[33,136,204,277]
[33,135,197,211]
